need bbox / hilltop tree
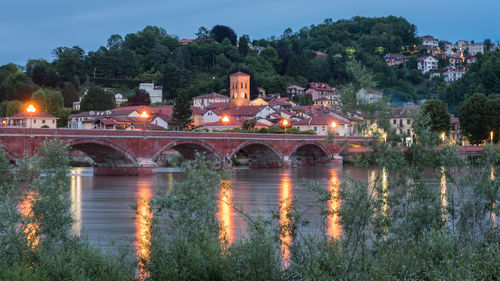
[80,86,116,111]
[129,89,151,106]
[172,89,192,129]
[211,25,237,46]
[238,35,250,57]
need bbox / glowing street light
[26,104,36,129]
[491,131,494,143]
[140,111,149,118]
[27,104,36,113]
[441,132,446,143]
[281,119,290,134]
[222,115,230,124]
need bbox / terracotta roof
[314,51,328,57]
[418,56,437,61]
[287,85,305,90]
[307,82,335,92]
[9,112,57,118]
[294,114,348,126]
[205,102,231,110]
[225,106,269,117]
[191,106,206,115]
[193,92,229,100]
[391,105,420,118]
[98,118,118,125]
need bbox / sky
[1,0,499,65]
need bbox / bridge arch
[289,142,331,166]
[230,140,283,168]
[153,140,223,163]
[63,139,137,167]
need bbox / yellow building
[249,97,268,106]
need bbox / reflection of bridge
[0,128,369,175]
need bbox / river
[68,166,372,251]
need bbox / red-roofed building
[287,85,305,96]
[293,114,349,136]
[305,82,339,101]
[314,51,328,57]
[5,111,58,129]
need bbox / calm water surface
[69,166,372,250]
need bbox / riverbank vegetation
[1,130,499,280]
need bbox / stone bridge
[0,128,370,175]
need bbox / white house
[5,112,58,129]
[417,56,438,74]
[115,93,128,106]
[139,83,163,104]
[421,35,439,48]
[294,114,349,136]
[192,93,230,108]
[444,69,466,83]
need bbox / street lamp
[491,131,494,143]
[140,111,149,119]
[441,132,446,144]
[281,119,289,134]
[331,121,336,131]
[26,104,36,129]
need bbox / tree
[31,88,64,115]
[421,99,451,135]
[211,25,237,46]
[172,89,192,129]
[52,46,85,82]
[0,100,23,117]
[238,35,250,57]
[80,86,116,111]
[61,83,79,107]
[459,93,489,144]
[195,26,211,41]
[129,89,151,106]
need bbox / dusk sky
[1,0,499,65]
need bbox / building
[115,93,128,106]
[421,35,439,48]
[417,56,438,74]
[445,40,484,55]
[229,72,251,107]
[356,88,383,104]
[305,82,338,101]
[287,85,305,96]
[389,105,420,144]
[313,94,340,109]
[444,69,466,83]
[139,83,163,104]
[5,111,58,129]
[384,54,407,66]
[249,97,269,106]
[447,53,465,69]
[293,114,349,136]
[192,92,230,108]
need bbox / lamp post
[491,131,494,143]
[281,119,289,134]
[140,111,149,138]
[441,132,446,144]
[26,104,36,129]
[330,121,337,133]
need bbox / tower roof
[230,71,249,76]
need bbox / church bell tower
[229,72,250,107]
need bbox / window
[42,120,45,124]
[233,93,237,98]
[407,119,410,125]
[393,119,396,125]
[34,120,36,123]
[314,126,317,131]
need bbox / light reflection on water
[279,174,292,267]
[327,168,341,240]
